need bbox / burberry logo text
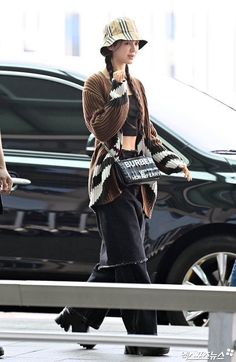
[123,158,154,168]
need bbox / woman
[0,131,13,358]
[55,17,192,356]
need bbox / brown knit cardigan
[82,71,185,218]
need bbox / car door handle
[12,177,31,185]
[11,177,31,191]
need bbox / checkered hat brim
[100,17,147,56]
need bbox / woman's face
[110,40,139,65]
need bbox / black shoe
[0,346,4,356]
[55,306,96,349]
[125,346,170,356]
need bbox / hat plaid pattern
[100,17,147,56]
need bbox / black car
[1,63,236,327]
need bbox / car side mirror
[86,134,95,157]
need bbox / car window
[0,73,89,154]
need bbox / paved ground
[0,312,209,361]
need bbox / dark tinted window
[0,73,89,154]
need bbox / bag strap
[102,143,122,162]
[102,143,115,158]
[102,143,110,154]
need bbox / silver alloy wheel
[182,252,236,326]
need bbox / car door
[0,68,100,281]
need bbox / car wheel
[166,234,236,326]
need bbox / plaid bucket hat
[100,17,148,56]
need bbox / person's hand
[182,165,192,182]
[113,70,126,83]
[0,167,13,194]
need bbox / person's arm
[148,122,192,181]
[83,73,129,142]
[0,132,13,194]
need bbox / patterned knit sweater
[82,71,185,218]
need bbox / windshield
[147,78,236,154]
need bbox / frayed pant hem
[98,258,148,270]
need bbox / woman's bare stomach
[122,136,137,150]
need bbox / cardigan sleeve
[148,121,185,175]
[82,74,129,142]
[137,79,185,175]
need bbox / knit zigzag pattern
[144,139,184,175]
[89,134,121,207]
[89,134,183,209]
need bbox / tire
[166,234,236,326]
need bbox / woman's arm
[0,132,13,193]
[148,121,192,181]
[83,74,129,142]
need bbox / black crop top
[122,95,139,136]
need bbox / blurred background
[0,0,235,107]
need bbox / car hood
[224,154,236,171]
[147,77,236,153]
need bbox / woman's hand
[0,167,13,194]
[182,165,192,182]
[113,70,126,83]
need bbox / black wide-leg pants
[73,262,157,335]
[73,149,158,336]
